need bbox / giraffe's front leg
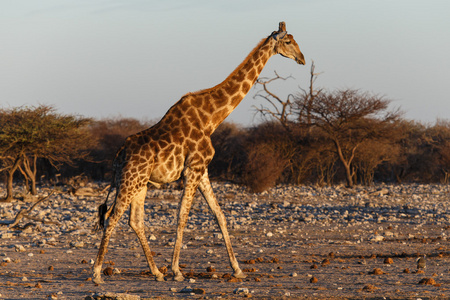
[171,195,194,281]
[171,173,198,281]
[198,171,246,279]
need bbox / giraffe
[93,21,305,284]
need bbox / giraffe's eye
[285,41,291,45]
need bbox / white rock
[91,293,140,300]
[370,188,389,196]
[234,288,249,295]
[15,245,26,252]
[73,187,96,196]
[1,233,13,239]
[72,241,84,248]
[22,227,33,234]
[179,286,193,293]
[369,235,384,242]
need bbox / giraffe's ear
[272,31,287,41]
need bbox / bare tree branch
[253,71,296,130]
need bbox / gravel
[0,182,449,299]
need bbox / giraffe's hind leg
[129,187,165,281]
[92,189,130,284]
[198,170,246,279]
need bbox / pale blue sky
[1,0,449,125]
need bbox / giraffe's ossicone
[93,21,305,284]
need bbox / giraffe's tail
[98,143,125,230]
[97,184,115,230]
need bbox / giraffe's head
[272,22,305,65]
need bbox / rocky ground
[0,182,449,299]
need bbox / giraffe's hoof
[92,275,105,284]
[173,274,185,282]
[155,274,165,282]
[233,270,247,279]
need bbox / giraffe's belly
[149,157,185,184]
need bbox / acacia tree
[0,105,93,201]
[253,62,405,187]
[295,89,402,187]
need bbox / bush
[240,123,291,192]
[396,120,450,183]
[210,122,247,182]
[241,142,289,193]
[79,117,154,180]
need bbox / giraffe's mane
[184,36,270,97]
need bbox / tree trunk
[30,156,37,195]
[18,166,30,194]
[333,139,355,188]
[5,156,23,201]
[22,155,38,195]
[343,162,354,188]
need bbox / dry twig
[0,191,59,229]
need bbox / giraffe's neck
[190,37,276,130]
[159,36,276,136]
